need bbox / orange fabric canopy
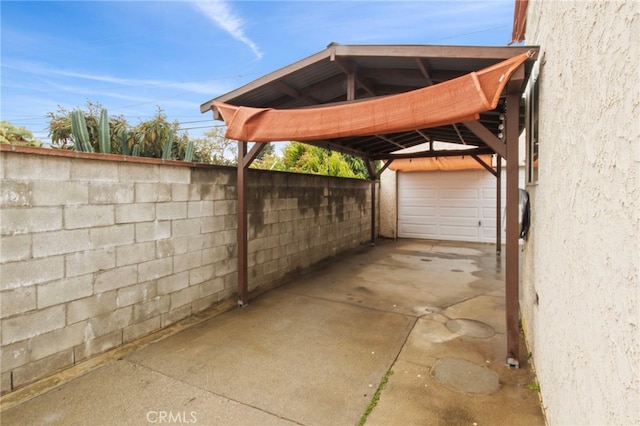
[389,154,493,172]
[215,52,531,144]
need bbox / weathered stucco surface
[522,1,639,424]
[379,169,397,239]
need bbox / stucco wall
[0,147,373,393]
[522,1,640,424]
[379,169,397,239]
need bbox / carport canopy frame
[201,43,540,367]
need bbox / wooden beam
[496,155,502,255]
[237,142,249,305]
[505,90,520,367]
[375,134,406,150]
[415,58,434,85]
[471,154,497,177]
[374,147,493,160]
[236,141,266,306]
[366,160,377,246]
[462,120,507,158]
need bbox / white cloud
[191,0,263,59]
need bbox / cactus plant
[119,129,130,156]
[162,129,174,160]
[98,108,111,153]
[70,110,93,152]
[132,144,141,156]
[184,140,194,162]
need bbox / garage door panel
[399,170,493,243]
[400,206,437,217]
[438,188,479,199]
[439,207,479,219]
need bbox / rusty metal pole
[496,155,502,255]
[237,141,248,306]
[505,92,520,367]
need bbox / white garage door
[398,170,504,243]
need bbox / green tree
[279,141,368,178]
[190,126,238,165]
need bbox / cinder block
[157,271,189,295]
[72,160,118,182]
[0,181,30,207]
[156,237,189,258]
[201,216,224,233]
[187,200,214,218]
[132,296,170,323]
[0,233,31,263]
[191,294,217,313]
[94,265,137,293]
[116,281,158,308]
[37,275,93,309]
[3,154,71,181]
[189,184,201,201]
[90,224,134,248]
[188,233,214,251]
[65,247,116,278]
[0,207,62,236]
[87,306,133,337]
[160,304,192,328]
[158,166,189,184]
[0,340,29,372]
[30,320,87,361]
[66,292,117,325]
[118,163,158,183]
[214,258,237,277]
[214,200,236,216]
[64,205,114,230]
[11,350,74,389]
[173,252,202,273]
[169,285,200,310]
[1,371,11,394]
[0,286,36,319]
[1,305,65,345]
[122,315,161,343]
[156,202,187,220]
[172,218,201,237]
[0,256,64,291]
[189,264,215,286]
[135,183,171,203]
[89,183,134,204]
[137,258,172,282]
[115,203,155,223]
[135,221,171,243]
[74,330,122,362]
[30,181,88,206]
[116,242,155,267]
[198,277,224,298]
[171,183,190,202]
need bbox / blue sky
[1,0,516,143]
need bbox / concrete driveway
[0,239,544,425]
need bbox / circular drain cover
[431,358,500,394]
[446,318,495,338]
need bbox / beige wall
[522,1,640,424]
[0,148,372,393]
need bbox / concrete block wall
[246,169,372,290]
[0,148,374,393]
